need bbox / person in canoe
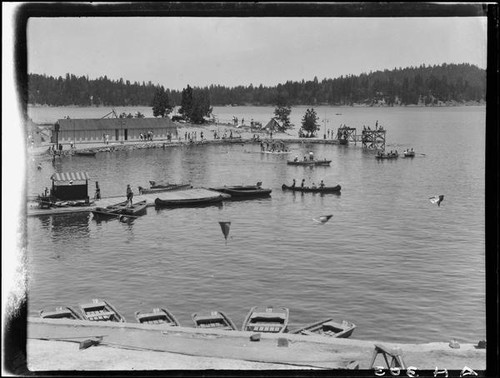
[320,180,325,189]
[301,179,305,188]
[126,184,133,206]
[291,179,296,188]
[311,182,317,189]
[294,155,299,162]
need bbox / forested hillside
[28,63,485,107]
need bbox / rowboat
[403,150,415,158]
[242,306,289,333]
[287,159,331,166]
[282,184,341,193]
[261,150,291,154]
[135,308,180,326]
[291,318,356,338]
[39,306,83,320]
[92,200,147,219]
[138,183,192,194]
[155,195,225,208]
[78,299,126,322]
[74,150,97,157]
[192,311,237,331]
[375,152,399,159]
[210,185,272,198]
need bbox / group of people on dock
[363,120,384,132]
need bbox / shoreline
[25,317,487,371]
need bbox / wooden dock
[27,188,230,217]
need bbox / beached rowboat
[79,299,125,322]
[135,308,180,326]
[282,184,341,193]
[291,318,356,338]
[39,306,83,320]
[242,306,289,333]
[192,311,237,331]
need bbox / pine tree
[300,108,319,137]
[151,86,173,117]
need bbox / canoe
[403,151,415,158]
[39,306,82,320]
[192,311,237,331]
[290,318,356,338]
[287,159,331,166]
[210,185,272,198]
[155,195,225,208]
[138,183,192,194]
[242,306,289,333]
[135,308,180,326]
[282,184,341,193]
[78,299,126,322]
[92,200,147,219]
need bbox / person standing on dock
[126,184,133,206]
[94,182,101,200]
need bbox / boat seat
[88,311,115,320]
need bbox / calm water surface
[26,106,485,343]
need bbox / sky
[26,16,488,91]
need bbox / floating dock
[27,188,230,217]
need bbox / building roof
[51,172,90,183]
[264,118,283,131]
[55,117,176,131]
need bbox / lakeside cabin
[52,117,178,144]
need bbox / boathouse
[53,117,178,143]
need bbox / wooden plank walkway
[27,188,230,217]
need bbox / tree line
[28,63,485,108]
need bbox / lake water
[25,105,485,344]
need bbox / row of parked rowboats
[91,181,342,219]
[39,299,356,338]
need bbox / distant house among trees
[53,117,177,143]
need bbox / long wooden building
[53,117,178,143]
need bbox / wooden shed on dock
[50,171,90,201]
[53,117,177,143]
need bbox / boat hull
[211,186,272,198]
[79,299,126,322]
[282,184,341,193]
[39,306,82,320]
[192,311,237,331]
[242,306,289,333]
[139,184,192,194]
[291,318,356,338]
[155,195,224,208]
[287,160,331,166]
[135,308,180,326]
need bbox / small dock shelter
[53,117,178,143]
[264,118,283,132]
[50,171,90,201]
